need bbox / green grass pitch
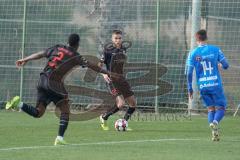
[0,111,239,160]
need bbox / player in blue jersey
[186,29,229,141]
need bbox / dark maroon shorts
[107,80,134,99]
[37,73,67,107]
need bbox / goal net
[0,0,239,120]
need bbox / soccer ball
[114,119,128,131]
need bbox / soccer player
[186,29,229,141]
[99,30,136,131]
[6,33,111,145]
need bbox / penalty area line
[0,138,200,152]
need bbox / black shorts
[37,73,68,107]
[107,80,134,99]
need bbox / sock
[58,113,69,137]
[208,110,215,124]
[214,108,225,124]
[124,107,136,121]
[21,103,39,117]
[56,136,63,141]
[18,102,23,108]
[102,104,119,120]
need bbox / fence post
[20,0,27,99]
[189,0,202,114]
[155,0,160,113]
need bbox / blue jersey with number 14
[187,44,229,93]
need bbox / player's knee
[117,104,124,108]
[35,112,44,118]
[34,110,45,118]
[129,100,137,107]
[117,101,125,108]
[35,104,46,118]
[208,106,215,112]
[216,106,225,111]
[126,96,136,107]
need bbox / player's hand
[218,63,222,69]
[102,74,111,83]
[98,62,104,68]
[16,59,27,68]
[188,91,193,99]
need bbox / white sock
[18,102,23,109]
[56,136,63,141]
[213,120,219,125]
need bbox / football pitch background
[1,1,240,160]
[0,111,239,160]
[1,0,240,110]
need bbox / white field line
[0,138,200,152]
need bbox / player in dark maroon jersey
[99,30,137,131]
[6,34,110,145]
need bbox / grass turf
[0,111,239,160]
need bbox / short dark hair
[68,33,80,47]
[196,29,207,41]
[112,30,122,35]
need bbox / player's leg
[213,91,227,125]
[6,89,49,118]
[201,93,215,124]
[213,107,225,124]
[102,95,125,120]
[117,80,135,131]
[6,73,50,117]
[100,82,124,130]
[21,88,49,118]
[22,102,46,118]
[207,106,215,124]
[210,91,227,141]
[201,93,219,141]
[124,95,136,121]
[54,99,70,145]
[118,80,135,121]
[207,106,220,141]
[100,95,125,130]
[123,95,136,131]
[48,77,70,145]
[210,106,225,142]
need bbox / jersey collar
[198,44,207,47]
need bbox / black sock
[124,107,136,121]
[21,103,39,118]
[102,104,119,120]
[58,113,69,137]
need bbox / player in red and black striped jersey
[99,30,137,131]
[6,34,110,145]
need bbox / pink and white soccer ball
[114,119,128,131]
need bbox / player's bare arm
[89,62,120,81]
[100,64,111,83]
[98,58,112,83]
[76,55,114,79]
[16,51,46,68]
